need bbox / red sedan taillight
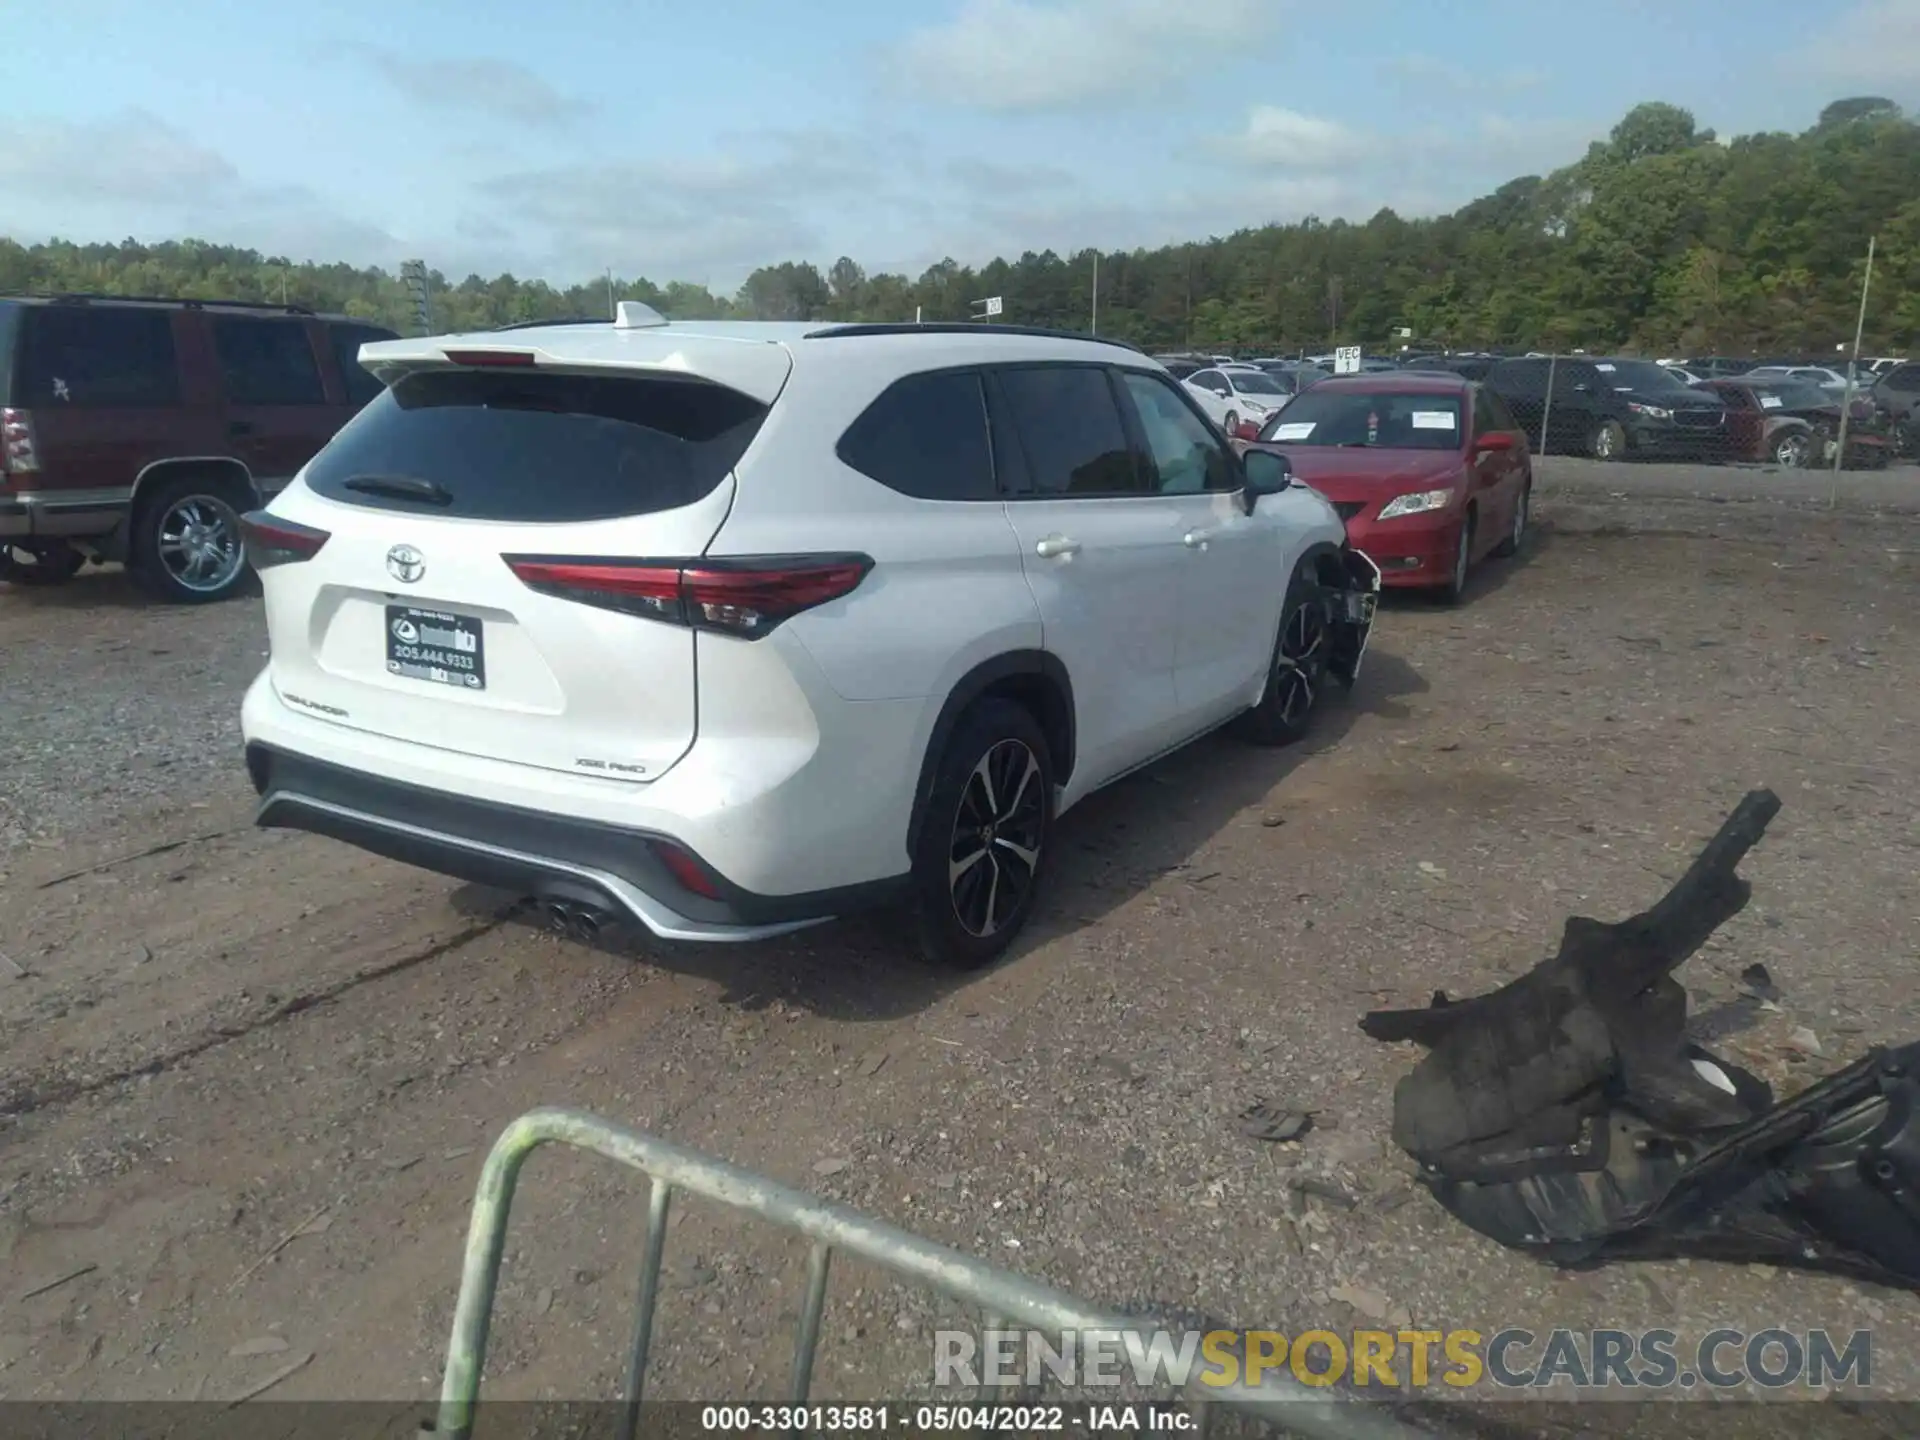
[501,553,873,639]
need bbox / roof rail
[2,291,317,317]
[804,322,1144,353]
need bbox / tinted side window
[1883,365,1920,392]
[1119,371,1235,494]
[1489,360,1546,394]
[19,306,179,407]
[1558,363,1602,395]
[995,366,1143,497]
[837,369,995,502]
[211,318,326,406]
[329,323,395,408]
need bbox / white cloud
[1214,107,1378,169]
[352,46,588,126]
[0,110,239,206]
[1813,0,1920,87]
[1215,104,1598,184]
[466,131,933,285]
[0,110,401,263]
[890,0,1277,112]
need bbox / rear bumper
[247,742,909,942]
[0,487,130,539]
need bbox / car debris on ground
[1362,788,1920,1289]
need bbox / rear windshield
[304,368,768,522]
[1257,390,1464,450]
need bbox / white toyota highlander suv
[239,306,1379,967]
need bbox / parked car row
[1169,344,1920,468]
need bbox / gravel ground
[1,462,1917,1435]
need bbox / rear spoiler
[355,328,793,405]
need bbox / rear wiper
[342,474,454,506]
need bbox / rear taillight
[1,408,39,476]
[240,511,331,569]
[651,840,722,899]
[501,553,872,638]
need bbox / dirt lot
[1,460,1917,1426]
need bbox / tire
[910,699,1054,970]
[129,473,253,604]
[1224,410,1240,436]
[0,541,84,586]
[1436,508,1475,606]
[1233,559,1334,748]
[1589,419,1626,461]
[1492,481,1530,559]
[1772,430,1811,468]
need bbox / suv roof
[359,317,1155,401]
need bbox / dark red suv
[0,294,397,602]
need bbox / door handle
[1183,529,1212,549]
[228,420,256,437]
[1034,535,1081,559]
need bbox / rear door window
[328,323,397,408]
[211,317,326,406]
[992,366,1145,497]
[837,369,995,501]
[304,368,769,522]
[17,305,179,407]
[1882,364,1920,392]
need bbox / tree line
[2,98,1916,357]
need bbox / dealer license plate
[385,605,486,691]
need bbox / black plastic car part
[1364,789,1920,1290]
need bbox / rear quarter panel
[706,356,1043,706]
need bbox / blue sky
[4,0,1917,291]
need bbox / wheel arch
[1261,538,1349,669]
[906,650,1076,859]
[129,456,261,530]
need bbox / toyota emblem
[386,545,425,584]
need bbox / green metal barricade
[427,1108,1436,1440]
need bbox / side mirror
[1241,448,1292,513]
[1473,431,1515,453]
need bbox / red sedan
[1238,373,1533,602]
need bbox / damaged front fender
[1325,545,1381,689]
